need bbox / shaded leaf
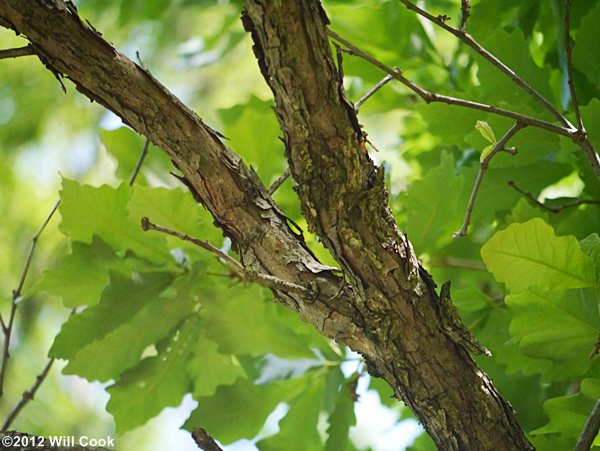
[188,334,246,398]
[106,315,199,433]
[506,288,600,378]
[50,271,173,361]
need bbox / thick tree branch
[242,1,532,449]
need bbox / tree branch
[192,428,224,451]
[243,1,532,449]
[326,30,571,137]
[0,1,533,448]
[454,123,526,238]
[397,0,571,128]
[0,44,34,59]
[507,180,600,213]
[575,399,600,451]
[0,199,60,397]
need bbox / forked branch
[454,122,526,238]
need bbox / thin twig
[575,399,600,451]
[129,138,150,185]
[0,45,35,60]
[564,0,583,131]
[0,199,60,397]
[355,72,395,111]
[397,0,572,129]
[460,0,471,31]
[192,428,224,451]
[2,358,54,430]
[429,256,486,271]
[508,180,600,213]
[268,168,290,195]
[326,30,571,138]
[141,217,310,295]
[454,123,526,238]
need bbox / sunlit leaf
[506,288,600,378]
[475,120,496,144]
[481,218,597,292]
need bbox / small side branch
[575,399,600,451]
[192,428,224,451]
[141,217,310,296]
[2,358,54,430]
[129,138,150,185]
[355,72,395,111]
[268,168,290,195]
[454,123,526,238]
[0,45,35,60]
[0,199,60,397]
[397,0,571,129]
[508,180,600,213]
[460,0,471,31]
[564,0,583,131]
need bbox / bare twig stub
[460,0,471,30]
[192,428,223,451]
[0,45,35,59]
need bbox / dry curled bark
[0,1,533,449]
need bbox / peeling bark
[0,1,534,449]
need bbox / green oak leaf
[50,270,173,362]
[580,233,600,285]
[201,285,315,359]
[107,315,199,434]
[481,218,597,292]
[59,179,170,262]
[257,375,325,451]
[399,152,464,254]
[61,270,201,382]
[128,186,215,239]
[532,379,600,445]
[187,334,246,398]
[506,288,600,378]
[325,376,357,451]
[184,377,307,444]
[35,237,117,308]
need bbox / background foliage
[1,0,600,449]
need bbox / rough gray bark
[0,1,533,449]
